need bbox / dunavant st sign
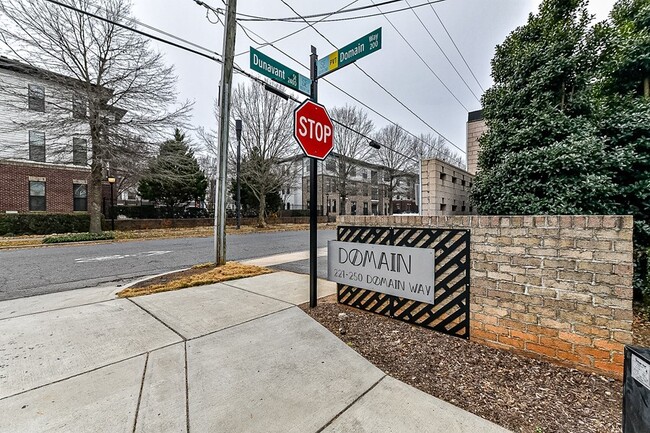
[327,240,435,304]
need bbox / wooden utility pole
[214,0,238,265]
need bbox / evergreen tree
[139,129,208,214]
[592,0,650,298]
[472,0,620,214]
[229,179,282,217]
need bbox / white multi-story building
[0,57,122,213]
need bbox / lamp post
[107,176,116,231]
[326,193,330,219]
[235,119,242,230]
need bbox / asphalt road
[0,230,336,301]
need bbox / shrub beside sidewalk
[43,232,115,244]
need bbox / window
[371,187,379,200]
[462,206,466,212]
[440,203,447,211]
[362,169,368,179]
[452,176,457,184]
[29,131,45,162]
[286,187,290,194]
[363,202,368,215]
[73,138,87,166]
[326,158,336,171]
[452,205,458,212]
[73,96,87,119]
[73,183,88,211]
[461,179,466,187]
[440,172,447,180]
[383,171,390,181]
[371,170,378,185]
[29,181,46,211]
[28,84,45,112]
[350,166,356,177]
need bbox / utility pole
[309,45,318,308]
[214,0,238,265]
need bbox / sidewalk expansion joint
[187,305,295,343]
[220,281,297,306]
[131,352,150,433]
[184,341,191,433]
[127,298,187,341]
[315,374,387,433]
[0,298,116,322]
[0,345,180,402]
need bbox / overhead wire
[429,3,485,92]
[42,0,462,163]
[278,0,465,154]
[402,0,481,102]
[365,0,470,111]
[232,0,447,23]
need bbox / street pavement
[0,270,511,433]
[0,229,336,301]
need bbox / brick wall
[338,215,634,378]
[0,160,90,213]
[110,215,331,231]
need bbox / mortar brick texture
[0,160,90,213]
[466,117,486,176]
[339,214,634,378]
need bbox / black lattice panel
[336,225,470,339]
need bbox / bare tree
[201,82,299,227]
[0,0,190,232]
[412,133,465,169]
[329,105,374,215]
[371,124,418,214]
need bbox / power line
[278,0,465,154]
[233,0,448,23]
[233,0,362,58]
[42,0,222,63]
[233,0,402,21]
[403,0,481,102]
[429,3,485,92]
[42,0,462,165]
[367,0,470,111]
[234,18,463,156]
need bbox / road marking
[242,248,327,267]
[75,251,172,263]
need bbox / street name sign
[293,100,334,160]
[327,241,435,304]
[250,47,311,96]
[316,28,382,78]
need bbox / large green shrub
[0,214,93,236]
[43,231,115,244]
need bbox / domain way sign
[317,28,382,78]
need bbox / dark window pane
[73,184,87,211]
[73,96,87,119]
[28,84,45,112]
[29,181,46,211]
[29,131,45,162]
[73,138,87,165]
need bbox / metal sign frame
[336,225,471,339]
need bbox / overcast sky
[130,0,617,162]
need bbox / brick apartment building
[0,57,121,214]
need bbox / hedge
[0,213,94,236]
[43,231,115,244]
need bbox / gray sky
[130,0,617,161]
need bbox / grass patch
[117,262,273,298]
[43,231,115,244]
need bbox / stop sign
[293,100,334,160]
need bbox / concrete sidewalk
[0,271,510,433]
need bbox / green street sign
[250,47,311,96]
[317,28,382,78]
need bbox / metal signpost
[248,28,382,308]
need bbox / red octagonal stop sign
[293,100,334,160]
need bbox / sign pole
[309,45,319,308]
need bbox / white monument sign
[327,241,436,304]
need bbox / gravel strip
[301,296,622,433]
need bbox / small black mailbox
[624,346,650,432]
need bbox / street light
[107,176,116,231]
[235,119,242,230]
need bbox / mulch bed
[301,296,622,433]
